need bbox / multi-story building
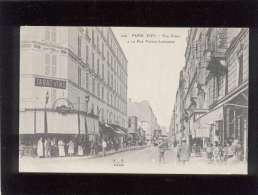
[170,28,248,160]
[20,26,128,129]
[127,99,160,142]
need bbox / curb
[21,145,149,160]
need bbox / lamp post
[43,91,49,158]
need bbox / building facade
[127,99,160,142]
[170,28,248,160]
[20,26,128,129]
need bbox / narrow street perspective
[19,27,248,174]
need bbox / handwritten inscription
[113,158,124,167]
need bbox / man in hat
[158,138,169,163]
[178,139,190,164]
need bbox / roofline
[225,28,248,56]
[109,27,128,64]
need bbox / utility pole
[43,91,49,158]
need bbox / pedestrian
[50,138,56,157]
[213,142,220,163]
[78,143,83,156]
[178,139,190,164]
[44,138,51,157]
[222,143,228,161]
[68,140,74,156]
[37,137,44,158]
[228,139,242,163]
[225,142,234,162]
[233,139,242,161]
[32,140,37,157]
[158,139,168,163]
[58,139,65,157]
[102,139,107,156]
[206,143,213,163]
[176,143,181,162]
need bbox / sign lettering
[35,77,66,89]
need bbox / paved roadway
[19,146,246,174]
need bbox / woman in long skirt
[37,137,44,157]
[68,140,74,156]
[58,139,65,157]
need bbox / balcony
[206,56,227,77]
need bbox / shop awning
[100,123,126,136]
[193,106,223,138]
[109,124,127,135]
[193,128,210,138]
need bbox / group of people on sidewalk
[206,139,243,163]
[36,138,83,158]
[33,136,144,158]
[157,138,244,165]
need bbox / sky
[112,27,189,130]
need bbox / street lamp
[43,91,49,158]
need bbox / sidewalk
[20,145,149,161]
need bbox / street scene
[19,27,248,174]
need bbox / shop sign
[56,105,72,114]
[35,77,66,89]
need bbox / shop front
[19,108,99,157]
[193,106,224,149]
[223,87,248,161]
[99,123,127,151]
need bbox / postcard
[19,26,248,174]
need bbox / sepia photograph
[19,27,248,174]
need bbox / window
[92,29,95,45]
[45,54,50,75]
[102,86,104,100]
[102,63,104,79]
[128,118,131,128]
[97,36,99,50]
[111,75,113,88]
[91,104,94,114]
[108,71,110,85]
[86,45,89,63]
[52,55,57,76]
[85,27,89,37]
[107,51,109,64]
[92,52,95,71]
[97,83,100,97]
[51,29,56,42]
[45,29,50,41]
[51,89,56,102]
[97,59,100,75]
[101,109,104,121]
[78,67,81,87]
[102,42,104,56]
[86,72,89,90]
[107,92,109,104]
[92,78,95,94]
[238,53,244,85]
[78,36,81,57]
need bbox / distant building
[127,99,160,142]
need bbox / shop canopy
[193,106,223,138]
[100,123,127,136]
